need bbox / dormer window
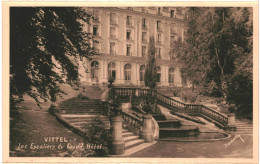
[110,13,117,24]
[157,7,162,16]
[171,10,175,18]
[126,16,132,26]
[142,18,147,29]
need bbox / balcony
[156,40,162,44]
[94,49,100,53]
[157,12,163,16]
[93,17,100,23]
[157,27,162,32]
[110,20,117,25]
[110,35,117,39]
[156,55,162,59]
[126,36,133,41]
[142,39,148,43]
[126,21,134,27]
[110,51,116,55]
[126,52,132,56]
[142,25,148,30]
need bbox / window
[142,18,147,29]
[140,65,145,81]
[108,62,116,80]
[169,68,175,84]
[127,7,133,11]
[181,69,187,85]
[157,7,162,15]
[91,61,99,79]
[93,42,99,53]
[171,10,175,18]
[142,46,146,57]
[157,34,161,43]
[157,21,162,31]
[126,44,131,56]
[156,66,161,82]
[170,36,176,46]
[156,48,161,59]
[126,30,131,40]
[110,13,116,24]
[110,27,116,38]
[142,32,147,42]
[124,64,131,81]
[93,26,98,36]
[171,27,177,34]
[126,16,131,26]
[93,10,99,22]
[110,42,115,55]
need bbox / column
[110,115,125,155]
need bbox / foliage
[83,118,113,157]
[171,86,182,97]
[144,37,157,89]
[179,88,198,103]
[173,7,253,118]
[10,7,97,107]
[226,73,253,120]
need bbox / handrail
[156,92,228,126]
[110,87,228,127]
[120,110,143,135]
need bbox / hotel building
[78,7,189,87]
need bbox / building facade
[78,7,189,87]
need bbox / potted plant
[108,76,115,88]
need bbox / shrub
[48,104,60,114]
[180,89,198,103]
[83,118,113,157]
[171,86,181,97]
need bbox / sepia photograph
[3,1,258,163]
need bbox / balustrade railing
[120,110,143,136]
[156,92,228,126]
[107,87,228,128]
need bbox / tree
[144,37,157,89]
[175,7,252,95]
[10,7,96,107]
[174,7,253,118]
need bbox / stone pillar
[110,115,125,155]
[226,113,236,131]
[141,114,154,142]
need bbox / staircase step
[122,132,134,137]
[125,139,145,149]
[123,135,139,142]
[61,114,106,118]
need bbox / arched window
[156,66,161,82]
[140,65,145,82]
[91,61,99,79]
[108,62,116,80]
[169,68,175,84]
[124,64,131,81]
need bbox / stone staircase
[153,114,199,139]
[233,119,253,135]
[59,99,102,114]
[57,97,156,156]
